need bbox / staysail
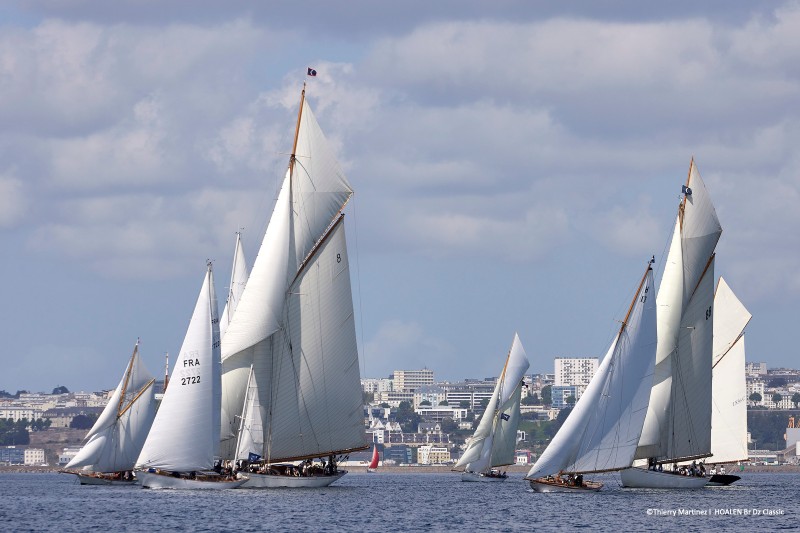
[635,160,722,463]
[65,342,156,473]
[525,264,656,478]
[219,231,249,341]
[221,87,364,463]
[709,277,751,464]
[454,333,530,473]
[136,263,221,472]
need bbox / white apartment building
[24,448,46,466]
[413,386,446,409]
[745,362,768,377]
[417,445,450,465]
[554,358,598,386]
[393,369,434,392]
[0,407,43,422]
[746,379,765,401]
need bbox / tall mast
[289,83,307,182]
[163,352,169,392]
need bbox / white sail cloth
[219,231,249,341]
[136,264,221,472]
[636,161,722,461]
[65,344,156,472]
[526,267,656,478]
[455,333,530,473]
[709,277,751,464]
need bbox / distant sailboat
[706,277,751,486]
[62,341,156,485]
[453,333,530,482]
[620,160,722,489]
[367,445,380,472]
[135,262,246,489]
[526,262,657,492]
[223,84,367,488]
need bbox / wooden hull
[528,477,602,492]
[461,471,507,482]
[137,471,247,490]
[707,474,741,486]
[77,473,138,486]
[619,468,708,489]
[238,470,346,488]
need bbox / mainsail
[525,263,656,478]
[221,86,365,463]
[136,262,222,472]
[709,277,751,464]
[65,341,156,473]
[636,160,722,462]
[454,333,530,473]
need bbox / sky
[1,1,798,393]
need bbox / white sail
[219,231,249,340]
[219,88,361,463]
[136,263,221,472]
[454,333,530,473]
[234,366,264,461]
[65,342,156,472]
[636,160,722,461]
[526,265,657,478]
[257,218,365,462]
[709,277,751,464]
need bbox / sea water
[0,471,796,532]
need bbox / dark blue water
[0,471,796,532]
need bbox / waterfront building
[417,444,450,464]
[0,446,24,465]
[23,448,45,466]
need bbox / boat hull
[76,473,138,486]
[528,477,602,492]
[238,470,346,488]
[707,474,741,486]
[461,471,507,482]
[137,471,247,490]
[619,468,708,489]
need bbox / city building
[361,378,394,395]
[551,385,587,410]
[374,391,414,407]
[554,357,598,386]
[745,362,768,377]
[0,406,43,422]
[415,406,468,422]
[413,386,446,409]
[393,369,434,392]
[417,445,451,464]
[24,448,45,466]
[1,446,24,465]
[58,447,82,466]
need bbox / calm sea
[0,471,796,532]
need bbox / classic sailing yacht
[620,160,722,489]
[706,277,751,486]
[222,84,367,488]
[453,333,530,482]
[135,262,246,489]
[62,341,156,485]
[526,261,657,492]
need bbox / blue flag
[500,413,510,421]
[307,67,317,77]
[248,452,262,463]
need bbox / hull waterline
[528,477,602,493]
[137,471,247,490]
[619,468,708,489]
[238,470,346,488]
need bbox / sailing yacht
[367,445,380,472]
[525,261,657,492]
[705,277,751,486]
[135,262,246,489]
[222,85,367,488]
[620,160,722,489]
[453,333,530,482]
[62,341,156,485]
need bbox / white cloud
[0,174,28,228]
[362,319,455,378]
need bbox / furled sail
[525,265,656,479]
[66,342,156,472]
[136,263,221,472]
[636,160,722,462]
[454,333,530,473]
[709,277,751,464]
[234,366,264,461]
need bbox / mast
[163,353,169,392]
[116,340,138,417]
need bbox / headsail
[525,263,656,479]
[709,277,751,464]
[136,263,221,472]
[219,231,249,340]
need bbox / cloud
[362,319,455,378]
[0,174,28,228]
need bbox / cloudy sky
[2,1,798,393]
